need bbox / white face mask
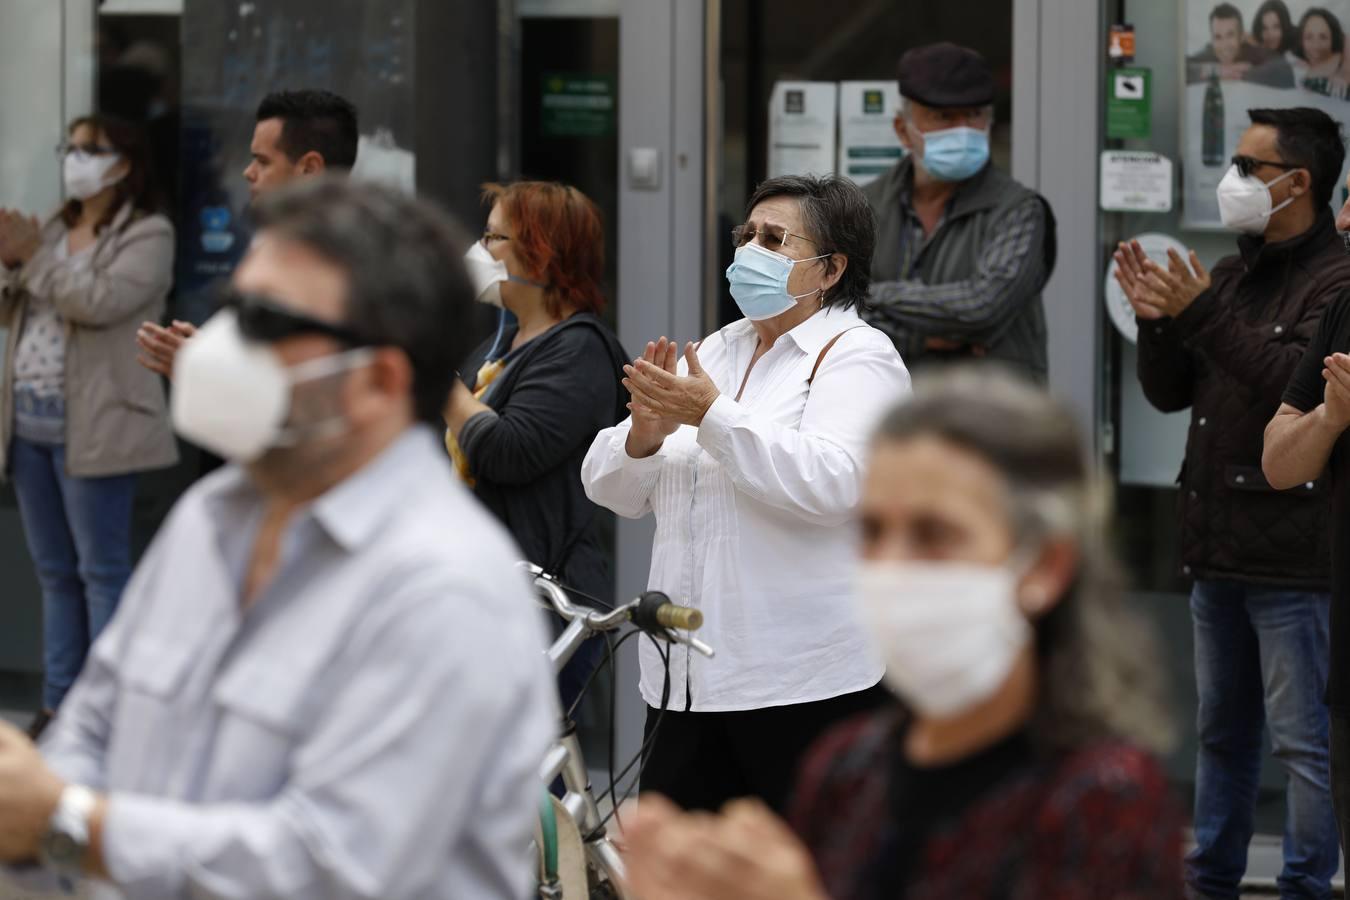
[62,152,123,201]
[854,558,1034,718]
[463,240,508,308]
[171,310,374,462]
[1216,164,1298,235]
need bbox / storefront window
[1097,0,1331,837]
[716,0,1013,325]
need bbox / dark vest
[862,157,1056,379]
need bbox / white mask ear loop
[788,252,832,301]
[1264,167,1299,218]
[273,347,377,447]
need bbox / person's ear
[1292,168,1311,198]
[345,346,414,425]
[819,253,848,293]
[1017,538,1078,618]
[297,150,326,177]
[893,115,914,152]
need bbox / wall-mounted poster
[1183,0,1350,227]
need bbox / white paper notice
[768,82,838,178]
[1100,150,1173,213]
[837,81,903,186]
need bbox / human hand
[620,795,829,900]
[1322,353,1350,430]
[1113,240,1167,321]
[135,320,197,379]
[0,210,41,268]
[624,337,684,458]
[624,342,720,429]
[0,720,64,863]
[1139,247,1210,318]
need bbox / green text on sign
[541,73,616,138]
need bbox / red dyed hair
[481,181,606,317]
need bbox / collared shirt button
[1274,324,1285,335]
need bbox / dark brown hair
[59,114,161,233]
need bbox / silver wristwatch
[39,784,96,886]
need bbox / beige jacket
[0,204,179,478]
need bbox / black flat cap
[897,42,995,108]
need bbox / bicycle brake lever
[663,627,715,658]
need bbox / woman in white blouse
[582,174,911,813]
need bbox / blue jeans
[9,437,136,711]
[1186,580,1338,900]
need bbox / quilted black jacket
[1136,210,1350,590]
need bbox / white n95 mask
[171,310,372,462]
[1216,164,1297,235]
[463,240,509,308]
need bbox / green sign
[541,73,615,138]
[1106,67,1151,139]
[862,89,884,114]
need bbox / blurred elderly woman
[622,369,1184,900]
[582,174,911,813]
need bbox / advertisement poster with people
[1185,1,1350,226]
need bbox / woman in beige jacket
[0,114,177,734]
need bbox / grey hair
[251,176,477,426]
[873,366,1175,757]
[743,174,876,310]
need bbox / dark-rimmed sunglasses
[221,290,370,346]
[1231,154,1301,179]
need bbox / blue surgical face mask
[920,125,990,182]
[725,242,830,321]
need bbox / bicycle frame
[533,574,631,896]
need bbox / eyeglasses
[480,231,512,246]
[221,290,370,346]
[1231,154,1300,178]
[54,141,118,160]
[730,223,828,254]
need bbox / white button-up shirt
[582,306,911,711]
[8,429,555,900]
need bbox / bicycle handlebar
[522,562,714,658]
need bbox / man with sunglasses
[1116,107,1349,900]
[0,177,555,900]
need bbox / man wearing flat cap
[862,42,1055,380]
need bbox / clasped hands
[1113,239,1211,321]
[0,209,42,269]
[623,337,720,457]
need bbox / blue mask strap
[487,308,517,361]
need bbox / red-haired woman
[446,181,626,709]
[0,114,177,736]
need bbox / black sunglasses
[221,290,369,346]
[1231,154,1301,179]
